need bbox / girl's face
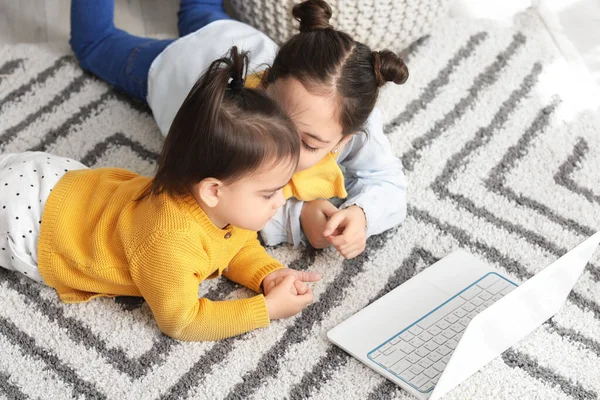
[266,77,348,172]
[196,158,295,231]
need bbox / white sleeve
[260,197,305,247]
[338,108,407,237]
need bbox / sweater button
[224,232,232,239]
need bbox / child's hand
[301,200,340,249]
[265,275,314,320]
[262,268,321,296]
[323,206,367,259]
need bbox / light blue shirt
[260,108,407,246]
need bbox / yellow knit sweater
[37,168,285,341]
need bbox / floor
[0,0,599,87]
[0,0,180,44]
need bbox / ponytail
[141,46,300,199]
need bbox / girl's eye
[263,192,276,200]
[302,141,319,152]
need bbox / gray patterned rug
[1,10,600,400]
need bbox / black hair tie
[230,77,245,91]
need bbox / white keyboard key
[444,314,459,324]
[429,375,440,384]
[421,381,434,391]
[442,354,452,364]
[442,330,456,340]
[406,353,420,364]
[476,274,499,289]
[467,310,479,320]
[428,325,442,336]
[423,367,439,379]
[415,347,429,358]
[446,338,459,350]
[418,358,433,369]
[374,355,391,368]
[450,323,464,333]
[461,302,476,312]
[470,296,484,306]
[378,349,402,368]
[397,341,415,354]
[433,359,447,372]
[459,285,482,300]
[436,344,452,356]
[401,369,416,382]
[399,330,414,341]
[408,325,424,336]
[458,317,470,327]
[417,296,466,329]
[475,305,487,313]
[427,351,443,362]
[501,285,516,296]
[455,332,464,341]
[389,348,407,364]
[478,291,492,301]
[432,336,447,346]
[391,358,412,375]
[424,341,438,352]
[380,343,392,352]
[383,346,397,355]
[492,293,504,302]
[409,365,424,376]
[484,299,496,308]
[418,331,433,342]
[487,278,509,294]
[370,352,381,360]
[390,336,401,345]
[453,307,468,318]
[410,375,429,388]
[410,337,425,348]
[436,320,450,330]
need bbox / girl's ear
[260,68,271,88]
[333,134,354,152]
[196,178,224,208]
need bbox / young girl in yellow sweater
[0,47,320,341]
[70,0,409,260]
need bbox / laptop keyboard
[367,272,517,393]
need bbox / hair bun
[292,0,333,33]
[373,50,409,87]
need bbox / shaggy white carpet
[1,9,599,400]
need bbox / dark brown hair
[267,0,409,136]
[144,46,300,198]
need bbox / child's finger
[294,279,308,295]
[266,279,277,293]
[294,270,321,282]
[297,288,314,306]
[336,236,363,253]
[320,201,339,218]
[323,212,345,237]
[275,276,285,286]
[337,242,365,259]
[280,274,296,287]
[327,231,349,246]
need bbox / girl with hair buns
[70,0,409,259]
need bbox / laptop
[328,231,600,399]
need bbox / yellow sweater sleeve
[224,232,286,293]
[131,231,270,341]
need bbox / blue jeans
[70,0,231,101]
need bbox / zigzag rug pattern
[1,11,599,400]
